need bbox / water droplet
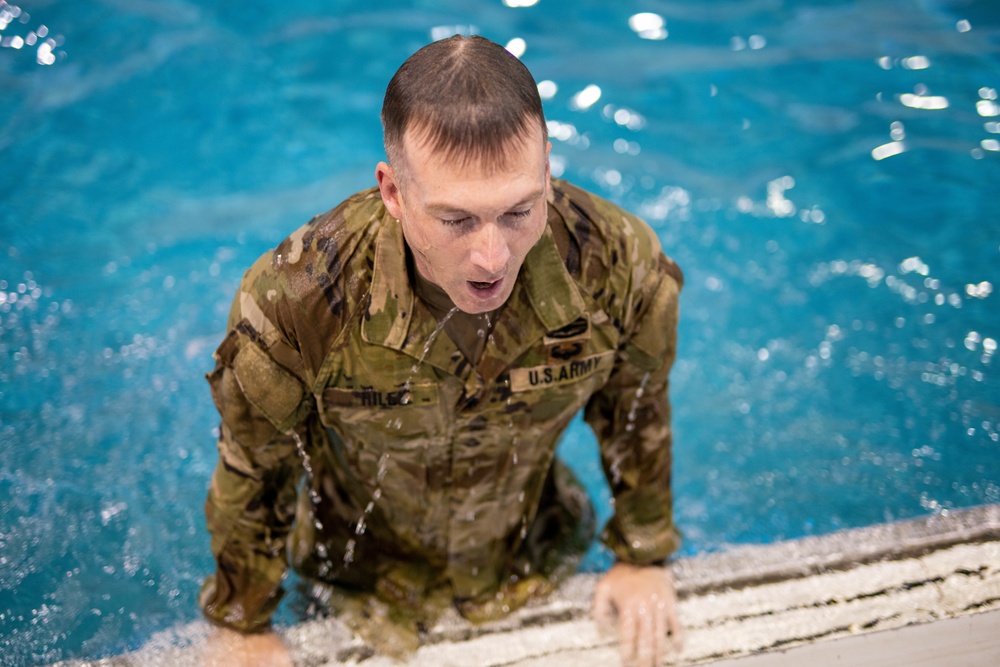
[610,461,623,485]
[377,453,390,483]
[355,517,367,535]
[343,539,356,565]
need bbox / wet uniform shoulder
[547,179,683,316]
[235,187,389,380]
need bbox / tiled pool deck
[67,504,1000,666]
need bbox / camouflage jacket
[200,179,683,633]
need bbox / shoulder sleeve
[200,258,314,632]
[574,186,684,565]
[200,190,383,631]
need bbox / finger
[619,608,637,667]
[666,597,683,653]
[661,571,683,653]
[636,604,655,667]
[591,582,615,635]
[653,598,668,665]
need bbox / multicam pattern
[200,179,683,634]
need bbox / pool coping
[60,503,1000,666]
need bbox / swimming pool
[1,0,997,663]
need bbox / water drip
[290,430,315,479]
[291,429,324,507]
[404,306,460,398]
[624,371,652,432]
[610,459,623,485]
[376,453,389,484]
[343,538,356,565]
[416,306,459,367]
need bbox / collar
[362,205,587,379]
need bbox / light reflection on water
[1,0,998,663]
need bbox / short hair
[381,35,547,172]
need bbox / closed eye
[440,216,473,226]
[502,209,532,222]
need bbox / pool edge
[60,503,1000,666]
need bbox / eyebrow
[425,189,544,217]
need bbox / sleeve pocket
[231,342,307,432]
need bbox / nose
[469,222,511,277]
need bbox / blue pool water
[1,0,998,663]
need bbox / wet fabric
[200,179,684,634]
[410,251,498,366]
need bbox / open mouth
[470,280,499,290]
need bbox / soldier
[202,35,683,667]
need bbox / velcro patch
[509,351,614,392]
[231,342,305,430]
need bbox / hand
[202,627,293,667]
[592,563,682,667]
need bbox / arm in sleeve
[199,284,313,633]
[584,252,683,565]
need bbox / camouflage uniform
[200,179,683,636]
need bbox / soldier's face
[376,126,551,314]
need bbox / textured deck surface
[60,504,1000,666]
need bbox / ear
[375,161,404,220]
[544,141,552,194]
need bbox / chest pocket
[318,381,442,439]
[317,381,443,526]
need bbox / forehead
[401,123,546,179]
[400,129,546,213]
